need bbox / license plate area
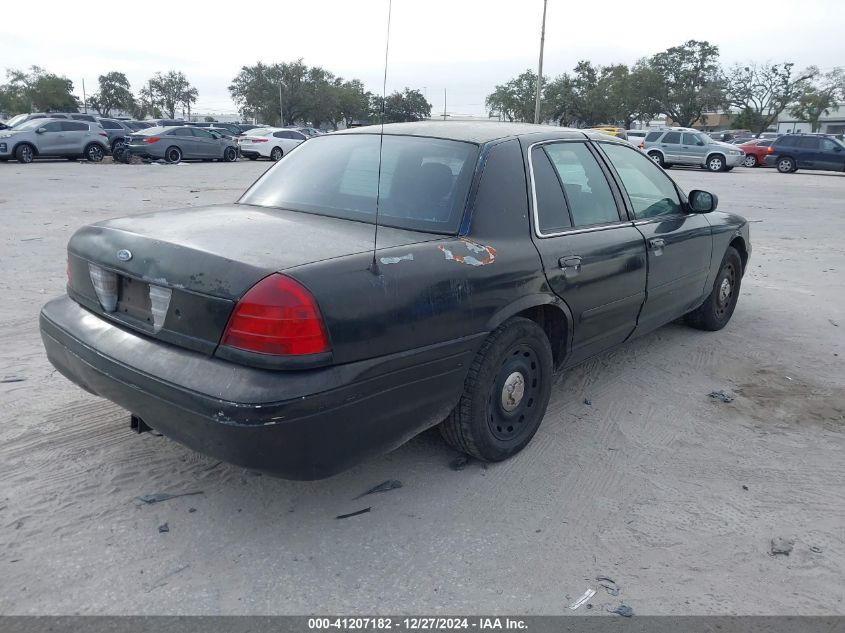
[117,275,153,325]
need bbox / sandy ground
[0,157,843,616]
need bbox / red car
[738,139,774,167]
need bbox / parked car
[737,139,773,167]
[0,118,109,163]
[123,120,154,131]
[188,122,244,137]
[709,129,753,143]
[625,129,649,147]
[150,119,186,127]
[40,122,750,479]
[589,126,628,140]
[125,125,239,163]
[238,127,307,161]
[756,132,780,140]
[764,133,845,173]
[5,112,99,128]
[643,128,745,171]
[96,118,134,152]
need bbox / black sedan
[40,122,750,479]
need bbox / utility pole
[443,88,447,121]
[533,0,548,125]
[279,83,284,126]
[82,78,87,113]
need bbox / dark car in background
[737,139,774,167]
[40,122,750,479]
[124,120,155,131]
[189,122,244,137]
[764,133,845,173]
[125,125,239,163]
[96,118,134,153]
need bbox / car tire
[270,147,283,161]
[223,146,238,162]
[15,144,35,164]
[84,143,105,162]
[777,157,796,173]
[111,139,125,153]
[439,317,553,462]
[247,155,258,161]
[165,146,182,164]
[647,151,665,168]
[706,154,726,172]
[743,154,758,168]
[684,246,742,331]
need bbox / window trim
[527,139,629,238]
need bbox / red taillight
[99,132,108,137]
[639,142,645,149]
[222,274,330,356]
[144,137,161,144]
[767,146,774,154]
[252,138,268,143]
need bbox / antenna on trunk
[370,0,393,275]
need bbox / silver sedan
[125,126,239,163]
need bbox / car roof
[334,121,592,144]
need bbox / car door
[61,121,91,154]
[169,127,197,157]
[34,121,67,155]
[680,132,708,165]
[191,127,219,157]
[598,142,713,335]
[816,137,845,171]
[658,131,682,163]
[528,140,647,365]
[795,136,819,168]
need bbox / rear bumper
[40,296,476,479]
[125,144,165,159]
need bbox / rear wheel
[743,154,758,168]
[648,151,665,168]
[270,146,283,161]
[684,247,742,331]
[777,157,796,173]
[165,146,182,163]
[706,154,726,172]
[85,143,105,162]
[439,317,553,462]
[223,146,238,162]
[15,144,35,163]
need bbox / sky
[1,0,844,119]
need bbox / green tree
[204,116,216,122]
[336,79,371,127]
[486,70,545,122]
[229,60,314,126]
[649,40,724,127]
[725,62,817,134]
[0,66,79,115]
[370,88,431,123]
[89,72,135,117]
[790,67,844,132]
[147,71,198,119]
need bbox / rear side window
[239,134,479,233]
[531,147,570,233]
[169,128,193,136]
[797,137,820,149]
[99,120,121,129]
[661,132,681,144]
[61,121,88,131]
[645,132,661,142]
[543,142,620,227]
[601,143,683,219]
[778,136,799,147]
[273,131,289,139]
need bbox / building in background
[776,103,844,135]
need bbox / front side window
[239,134,478,233]
[821,138,841,151]
[100,120,121,129]
[40,121,63,132]
[601,142,683,219]
[661,132,681,144]
[543,142,620,227]
[682,133,705,146]
[193,128,214,139]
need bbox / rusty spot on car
[438,239,496,266]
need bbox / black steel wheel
[223,146,238,162]
[685,246,742,331]
[439,317,553,462]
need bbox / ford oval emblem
[117,249,132,262]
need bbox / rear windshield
[239,134,479,234]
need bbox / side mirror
[689,190,718,213]
[36,127,46,134]
[834,146,842,152]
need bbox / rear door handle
[559,255,582,278]
[648,238,666,255]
